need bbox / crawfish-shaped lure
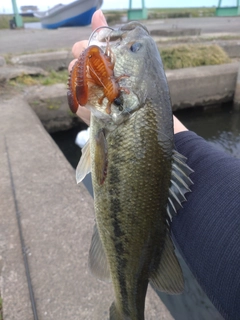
[67,41,128,114]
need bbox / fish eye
[130,42,142,52]
[113,97,123,111]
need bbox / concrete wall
[167,62,239,111]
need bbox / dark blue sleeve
[172,131,240,320]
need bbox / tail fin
[110,302,131,320]
[110,302,120,320]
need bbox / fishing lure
[67,40,129,114]
[67,47,89,113]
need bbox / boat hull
[38,0,102,29]
[42,7,97,29]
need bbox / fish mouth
[119,21,149,33]
[90,21,149,44]
[88,26,115,46]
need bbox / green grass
[160,44,230,69]
[203,34,240,41]
[22,16,40,23]
[103,7,216,24]
[40,70,69,85]
[0,14,12,29]
[7,44,231,89]
[147,7,216,19]
[6,43,231,91]
[8,70,69,87]
[3,53,13,65]
[0,14,39,29]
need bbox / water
[52,103,240,166]
[175,103,240,159]
[51,122,94,196]
[51,122,87,168]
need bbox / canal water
[175,103,240,159]
[52,103,240,167]
[51,103,240,320]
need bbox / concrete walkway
[0,96,173,319]
[1,16,240,55]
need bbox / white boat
[34,0,103,29]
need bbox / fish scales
[75,22,193,320]
[91,104,172,319]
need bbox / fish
[74,21,193,320]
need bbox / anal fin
[110,302,130,320]
[150,234,184,294]
[88,224,111,282]
[109,302,120,320]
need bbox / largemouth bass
[74,22,193,320]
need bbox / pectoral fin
[88,224,111,282]
[150,234,184,294]
[76,140,91,184]
[94,129,108,185]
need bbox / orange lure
[67,43,129,114]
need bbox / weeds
[147,7,216,19]
[6,44,231,90]
[102,7,216,25]
[0,14,39,29]
[160,44,230,69]
[9,70,69,87]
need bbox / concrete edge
[166,62,239,110]
[8,41,240,71]
[0,60,239,132]
[26,61,240,130]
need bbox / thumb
[91,9,108,30]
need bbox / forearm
[172,131,240,320]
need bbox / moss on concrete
[160,44,231,69]
[30,98,61,111]
[8,70,68,87]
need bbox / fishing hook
[88,26,114,46]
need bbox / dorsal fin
[167,150,194,220]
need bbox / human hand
[68,10,188,133]
[173,115,188,134]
